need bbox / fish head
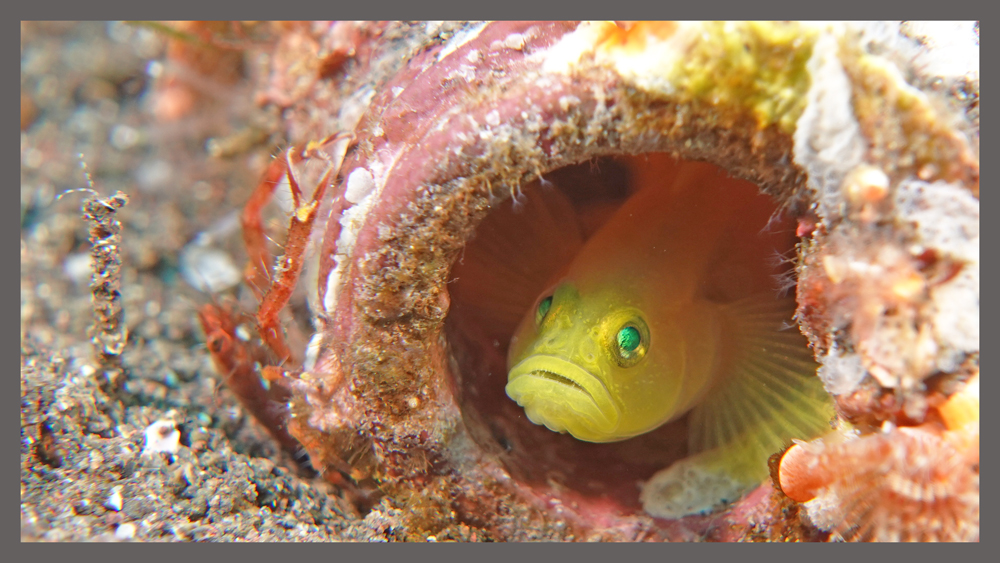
[506,281,688,442]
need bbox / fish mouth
[506,355,620,440]
[528,369,588,393]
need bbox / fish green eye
[607,316,649,367]
[536,295,553,324]
[617,326,640,352]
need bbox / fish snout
[506,355,621,442]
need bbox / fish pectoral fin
[685,295,834,497]
[640,446,761,519]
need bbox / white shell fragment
[62,252,92,285]
[114,522,137,540]
[344,168,375,204]
[141,420,180,456]
[179,240,242,293]
[105,485,124,512]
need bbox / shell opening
[445,154,799,523]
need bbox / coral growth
[182,21,980,540]
[779,421,978,541]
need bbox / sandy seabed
[19,21,402,542]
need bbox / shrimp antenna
[56,154,101,201]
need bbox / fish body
[505,160,833,516]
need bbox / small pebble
[162,370,179,389]
[105,486,123,512]
[62,253,92,285]
[114,522,136,540]
[142,420,180,455]
[179,242,241,293]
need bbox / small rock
[142,420,180,455]
[114,522,136,540]
[62,253,92,285]
[105,486,123,512]
[179,242,241,293]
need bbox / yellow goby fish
[505,160,834,517]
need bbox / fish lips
[506,355,621,441]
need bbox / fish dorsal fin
[641,294,834,518]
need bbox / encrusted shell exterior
[258,22,978,540]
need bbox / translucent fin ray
[448,184,584,338]
[687,293,834,474]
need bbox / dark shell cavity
[446,153,797,518]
